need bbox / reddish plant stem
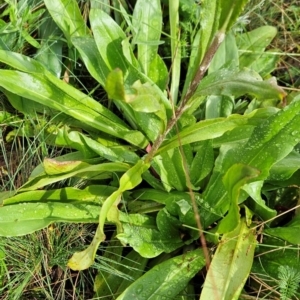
[145,31,225,164]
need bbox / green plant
[1,0,300,299]
[278,265,300,300]
[0,0,45,52]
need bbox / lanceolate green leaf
[3,185,116,205]
[132,0,162,76]
[117,249,205,300]
[153,146,192,192]
[265,215,300,245]
[0,69,148,147]
[200,218,256,300]
[237,26,277,71]
[203,98,300,226]
[117,210,183,257]
[205,32,238,118]
[169,0,180,104]
[157,108,278,154]
[195,68,286,100]
[218,0,249,33]
[268,150,300,181]
[20,162,129,191]
[71,36,110,87]
[89,8,170,141]
[44,0,89,45]
[0,202,100,236]
[0,50,45,73]
[197,1,220,65]
[36,11,63,77]
[209,31,239,72]
[242,181,277,220]
[55,128,139,164]
[89,8,129,77]
[217,164,259,234]
[0,50,147,143]
[190,140,214,187]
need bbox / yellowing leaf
[43,158,84,175]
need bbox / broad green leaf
[1,89,44,116]
[200,218,256,300]
[203,97,300,227]
[209,31,239,73]
[212,125,256,148]
[106,68,126,101]
[268,150,300,181]
[68,160,150,270]
[157,108,277,154]
[0,50,144,134]
[56,128,139,164]
[20,162,129,191]
[0,50,46,73]
[106,71,164,115]
[169,0,180,104]
[265,215,300,245]
[0,69,148,148]
[206,95,234,119]
[121,36,141,70]
[36,11,63,77]
[237,26,277,72]
[217,164,259,234]
[132,0,162,76]
[0,202,100,236]
[120,37,172,114]
[156,208,182,237]
[131,189,192,208]
[190,140,214,187]
[242,181,277,220]
[71,36,110,87]
[218,0,249,33]
[131,189,220,238]
[89,8,169,141]
[128,81,163,114]
[89,8,129,76]
[250,49,281,78]
[127,199,164,214]
[3,185,116,205]
[195,68,286,101]
[153,146,192,192]
[1,89,96,133]
[197,1,220,65]
[90,0,110,11]
[181,0,241,104]
[44,0,89,45]
[206,32,238,118]
[117,248,205,300]
[117,210,183,257]
[55,128,98,158]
